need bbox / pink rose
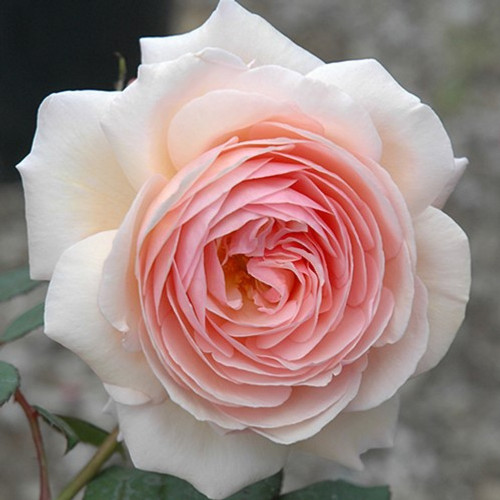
[18,1,470,498]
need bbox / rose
[18,0,470,498]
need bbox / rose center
[222,253,269,301]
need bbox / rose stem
[56,426,119,500]
[14,388,51,500]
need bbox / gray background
[1,0,499,498]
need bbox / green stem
[14,389,51,500]
[56,426,119,500]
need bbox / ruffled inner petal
[132,125,412,442]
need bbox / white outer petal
[17,91,135,279]
[308,59,457,215]
[44,230,165,404]
[140,0,322,73]
[414,207,470,374]
[116,398,288,499]
[102,49,248,189]
[433,157,468,209]
[168,65,382,168]
[294,395,400,469]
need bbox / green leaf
[58,415,124,454]
[84,467,283,500]
[0,361,20,406]
[83,469,388,500]
[34,405,80,453]
[280,480,391,500]
[227,470,282,499]
[0,267,40,302]
[1,302,44,343]
[83,466,207,500]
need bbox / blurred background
[0,0,499,499]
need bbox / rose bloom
[18,1,470,498]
